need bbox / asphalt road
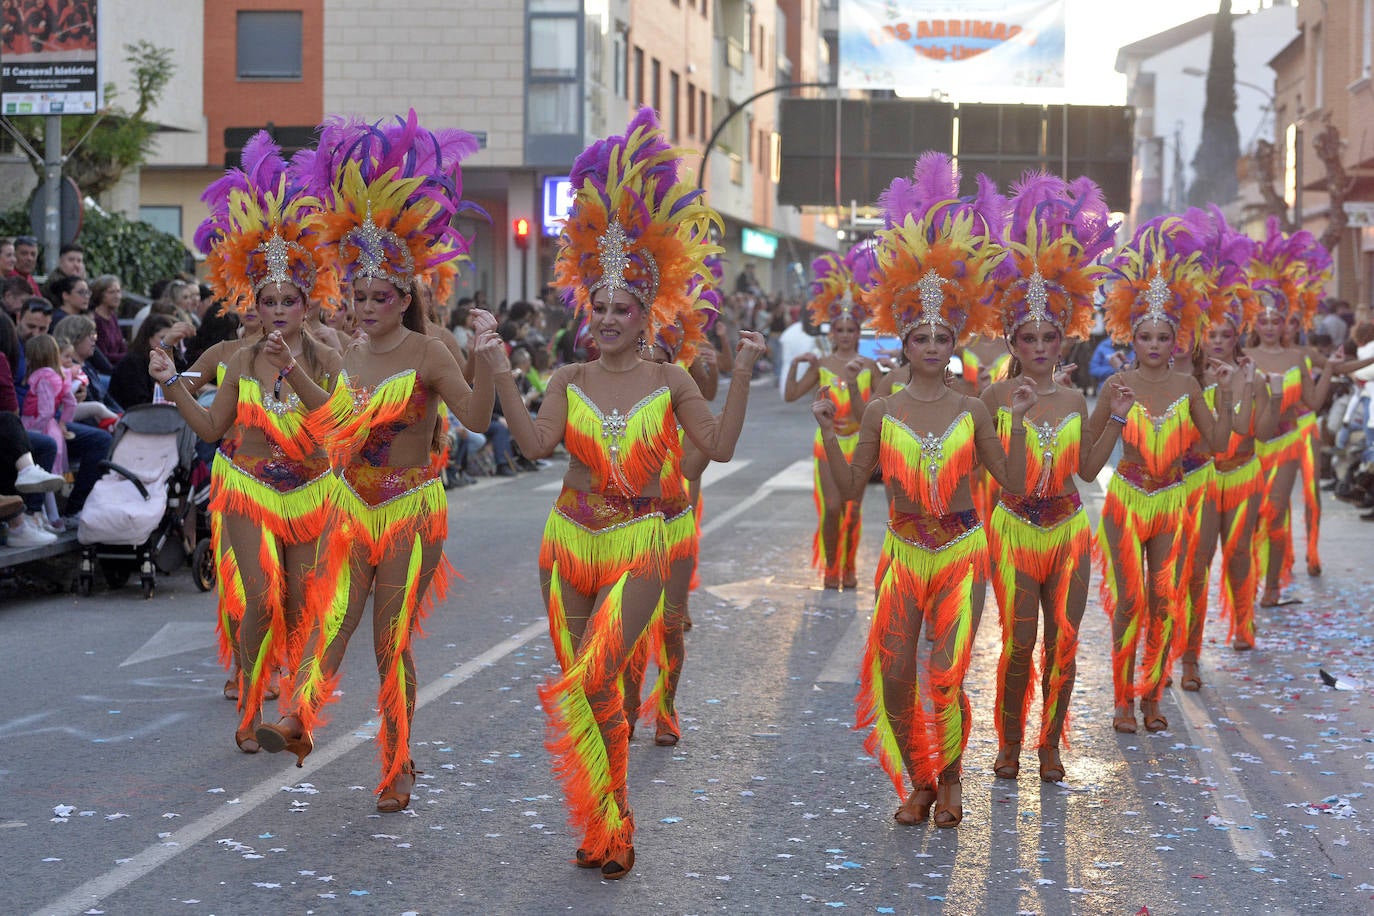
[3,378,1373,915]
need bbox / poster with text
[839,0,1064,98]
[1,0,100,115]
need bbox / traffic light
[513,217,531,250]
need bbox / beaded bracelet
[273,362,295,400]
[1109,413,1128,425]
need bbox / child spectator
[21,333,75,529]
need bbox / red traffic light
[513,217,531,250]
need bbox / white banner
[839,0,1065,98]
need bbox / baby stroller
[75,403,199,598]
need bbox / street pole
[43,115,62,273]
[696,80,836,192]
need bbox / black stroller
[75,403,200,598]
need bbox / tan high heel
[1038,746,1065,783]
[993,742,1021,780]
[1140,699,1168,733]
[1112,703,1137,734]
[255,718,313,766]
[1180,660,1202,691]
[933,778,963,828]
[235,727,259,754]
[894,785,937,825]
[599,810,635,880]
[376,760,418,813]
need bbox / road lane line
[37,620,548,916]
[1170,686,1276,862]
[816,607,869,684]
[1094,464,1274,864]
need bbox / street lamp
[1181,66,1276,108]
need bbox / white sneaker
[14,465,65,494]
[5,521,58,547]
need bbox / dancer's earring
[636,334,649,356]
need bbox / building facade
[18,0,835,305]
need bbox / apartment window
[758,129,766,173]
[770,131,781,184]
[669,72,680,139]
[612,30,628,99]
[140,205,182,238]
[746,115,754,163]
[529,18,578,79]
[652,58,662,113]
[699,89,707,140]
[633,46,645,106]
[1313,23,1324,107]
[686,82,695,141]
[758,26,765,70]
[236,11,302,80]
[1364,0,1374,78]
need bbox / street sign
[0,0,103,115]
[28,176,83,246]
[1344,202,1374,228]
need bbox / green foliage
[7,42,176,197]
[0,206,190,297]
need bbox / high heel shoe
[893,785,937,825]
[653,716,680,747]
[599,810,635,880]
[1112,704,1137,734]
[1232,634,1254,651]
[823,575,840,590]
[235,727,260,754]
[376,760,418,813]
[993,742,1021,780]
[255,718,313,767]
[1180,660,1202,692]
[1140,699,1168,733]
[842,568,858,589]
[1038,746,1065,783]
[223,676,240,702]
[933,779,963,828]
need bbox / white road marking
[1170,686,1276,862]
[765,458,817,491]
[817,608,870,684]
[120,622,218,667]
[38,620,548,916]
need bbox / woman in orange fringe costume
[815,153,1029,829]
[481,108,764,878]
[1246,221,1340,606]
[1097,216,1236,736]
[255,112,497,814]
[1176,208,1270,684]
[622,313,718,748]
[784,250,880,589]
[981,172,1129,784]
[150,132,340,753]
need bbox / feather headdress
[1176,205,1258,335]
[304,109,481,303]
[994,171,1114,341]
[195,132,338,312]
[1103,215,1211,351]
[554,107,721,345]
[807,250,869,327]
[655,249,722,364]
[1247,216,1331,327]
[863,153,1007,342]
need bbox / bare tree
[1252,139,1295,232]
[1312,114,1354,252]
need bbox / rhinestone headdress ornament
[253,230,318,295]
[902,268,955,338]
[1247,216,1330,330]
[1173,205,1258,335]
[807,250,869,329]
[1135,268,1176,330]
[340,201,416,288]
[586,220,661,308]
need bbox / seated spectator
[0,411,66,546]
[131,279,198,339]
[43,242,86,305]
[1090,336,1132,385]
[89,274,128,364]
[12,297,54,394]
[7,236,42,297]
[108,315,188,409]
[53,319,120,425]
[3,274,32,320]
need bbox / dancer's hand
[1009,379,1037,418]
[812,385,836,433]
[1207,357,1235,386]
[1053,362,1077,387]
[1266,372,1285,396]
[262,331,293,371]
[474,329,510,373]
[845,357,865,377]
[695,345,717,370]
[469,309,498,336]
[148,347,176,383]
[1107,377,1135,416]
[793,351,818,367]
[735,330,766,371]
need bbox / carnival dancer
[784,250,880,589]
[622,314,717,748]
[1176,208,1268,681]
[814,152,1029,828]
[1097,216,1236,735]
[257,111,496,814]
[481,108,764,878]
[150,133,341,752]
[1247,221,1338,605]
[981,173,1128,782]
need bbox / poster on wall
[0,0,101,115]
[839,0,1064,98]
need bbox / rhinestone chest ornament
[601,407,629,461]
